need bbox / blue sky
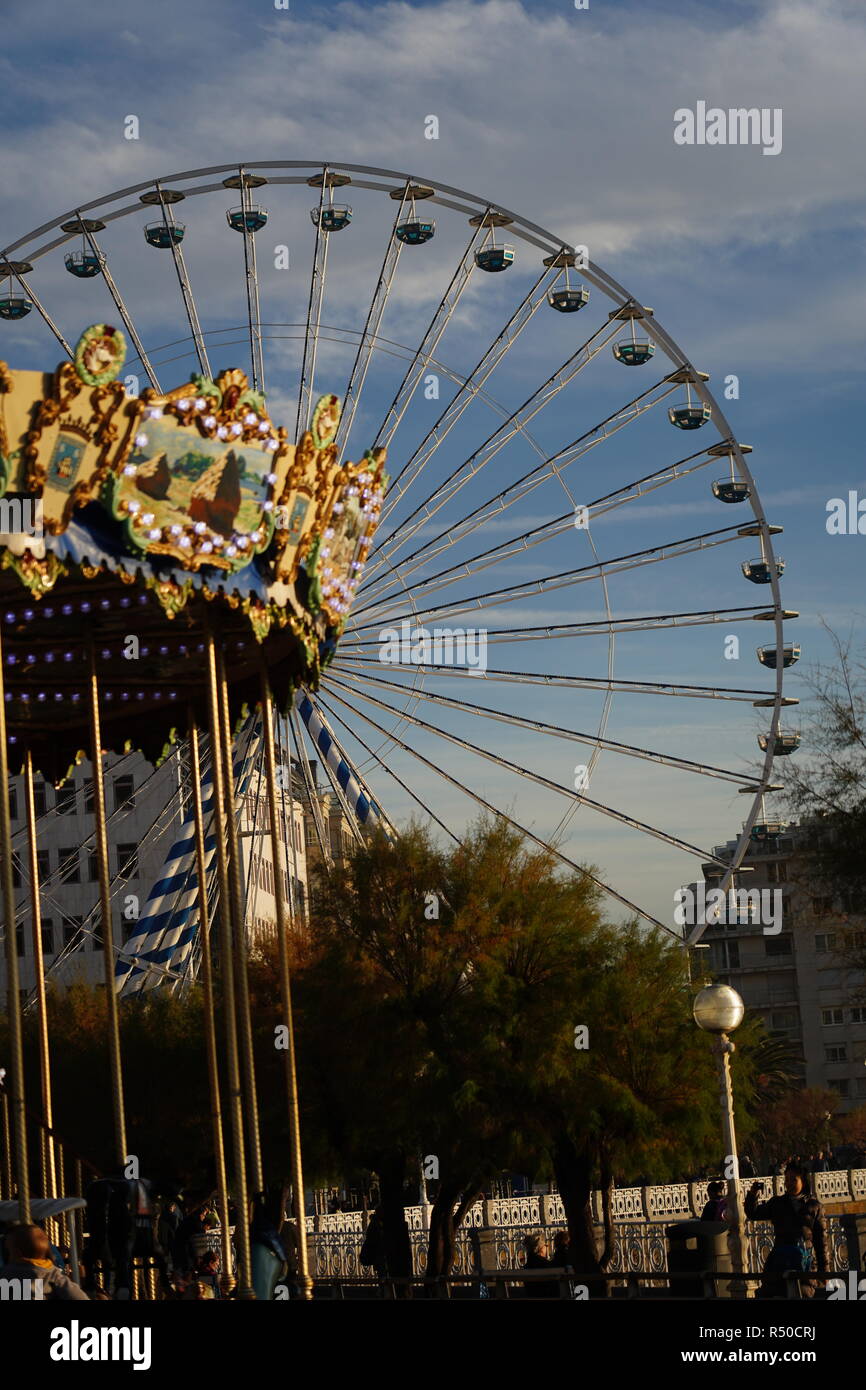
[1,0,864,928]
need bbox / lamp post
[693,983,749,1288]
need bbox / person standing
[745,1163,829,1298]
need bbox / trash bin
[665,1220,733,1298]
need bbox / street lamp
[693,984,749,1288]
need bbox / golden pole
[0,621,30,1222]
[87,641,128,1169]
[24,750,57,1203]
[260,672,313,1298]
[216,649,264,1197]
[188,711,235,1295]
[0,1081,12,1198]
[204,628,255,1298]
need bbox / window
[856,1077,866,1099]
[815,934,837,953]
[83,780,94,815]
[36,849,50,883]
[771,1009,799,1030]
[15,924,24,956]
[41,920,54,956]
[767,861,788,883]
[116,843,138,880]
[828,1078,850,1097]
[765,935,793,957]
[11,857,21,889]
[8,784,18,821]
[56,784,76,815]
[33,780,47,816]
[825,1045,848,1064]
[113,775,135,812]
[58,848,80,884]
[88,851,99,882]
[713,940,740,970]
[822,1008,844,1027]
[63,916,83,948]
[850,1007,866,1025]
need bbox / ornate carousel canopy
[0,325,388,778]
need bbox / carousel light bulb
[80,602,91,613]
[225,544,238,557]
[127,500,140,513]
[45,652,54,662]
[124,466,138,478]
[201,541,213,554]
[265,473,278,485]
[54,692,63,702]
[203,414,217,429]
[43,607,54,618]
[217,425,229,440]
[20,692,29,702]
[170,524,182,536]
[37,692,46,702]
[265,439,278,452]
[148,529,161,540]
[180,536,191,548]
[145,406,163,419]
[194,397,208,412]
[23,608,34,620]
[61,604,73,616]
[105,692,113,701]
[101,648,111,659]
[177,398,191,411]
[194,522,207,534]
[141,512,154,526]
[63,652,73,662]
[71,693,80,703]
[231,422,243,436]
[263,501,274,512]
[244,412,257,426]
[257,421,269,434]
[134,434,148,448]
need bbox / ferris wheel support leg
[87,642,129,1174]
[0,625,30,1221]
[204,628,256,1299]
[188,712,235,1297]
[24,751,58,1212]
[216,649,264,1200]
[260,670,314,1300]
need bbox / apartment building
[693,821,866,1110]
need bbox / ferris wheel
[0,160,799,943]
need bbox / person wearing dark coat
[745,1163,829,1299]
[700,1180,728,1221]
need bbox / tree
[757,1087,839,1166]
[782,624,866,909]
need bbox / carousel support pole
[0,623,30,1222]
[188,711,235,1296]
[204,628,255,1299]
[24,751,57,1207]
[0,1078,12,1198]
[216,648,264,1197]
[87,642,128,1170]
[260,671,313,1299]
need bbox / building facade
[3,736,312,1001]
[695,821,866,1110]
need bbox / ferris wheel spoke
[364,443,720,609]
[376,313,620,544]
[313,689,462,843]
[382,262,556,508]
[327,664,762,788]
[295,169,331,438]
[364,372,683,594]
[336,183,409,456]
[339,604,787,650]
[70,217,162,391]
[330,653,776,704]
[353,523,748,629]
[144,182,212,378]
[320,678,685,937]
[234,170,266,393]
[325,671,730,868]
[1,258,72,356]
[370,320,622,575]
[372,216,488,449]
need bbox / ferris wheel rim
[0,159,790,935]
